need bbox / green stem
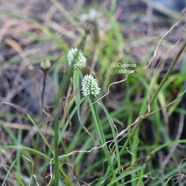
[73,70,81,104]
[54,116,59,185]
[41,70,46,112]
[98,101,121,170]
[89,96,115,175]
[150,41,186,104]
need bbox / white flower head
[67,48,86,70]
[79,9,104,29]
[82,74,101,97]
[40,59,51,70]
[80,9,102,22]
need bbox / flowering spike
[82,74,101,97]
[67,48,86,70]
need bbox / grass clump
[0,1,186,185]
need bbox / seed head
[82,74,101,97]
[67,48,86,70]
[40,59,51,70]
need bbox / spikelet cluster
[82,74,101,97]
[67,48,86,70]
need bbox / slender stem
[150,41,186,104]
[89,96,115,174]
[41,70,47,111]
[54,116,59,185]
[120,41,186,154]
[98,101,121,170]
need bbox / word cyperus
[116,63,136,74]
